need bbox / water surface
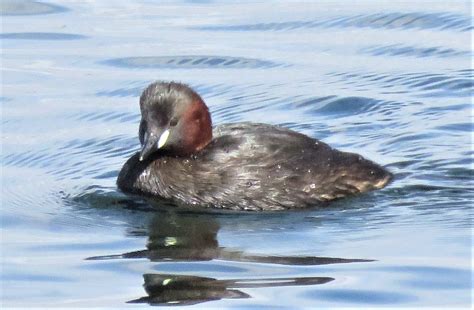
[1,0,472,308]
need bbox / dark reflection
[128,273,333,306]
[87,211,373,305]
[87,212,373,265]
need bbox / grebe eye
[169,118,178,127]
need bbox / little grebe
[117,82,392,211]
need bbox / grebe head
[138,82,212,161]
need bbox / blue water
[1,0,472,308]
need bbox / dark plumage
[117,82,393,211]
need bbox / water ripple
[293,96,381,117]
[96,86,144,98]
[360,44,471,59]
[303,288,417,305]
[102,56,281,69]
[0,96,13,102]
[73,110,140,123]
[0,32,87,40]
[196,12,472,32]
[3,135,137,180]
[97,82,241,98]
[0,0,68,16]
[326,70,473,97]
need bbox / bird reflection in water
[87,210,373,306]
[128,273,333,306]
